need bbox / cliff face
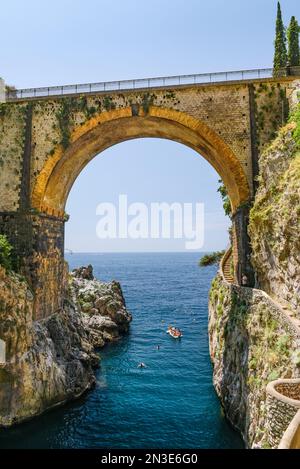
[0,265,131,427]
[249,118,300,314]
[209,104,300,448]
[209,276,300,448]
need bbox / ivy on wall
[53,90,180,151]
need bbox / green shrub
[289,103,300,148]
[103,96,116,111]
[0,235,12,270]
[217,304,223,318]
[261,441,272,449]
[199,250,225,267]
[217,180,231,216]
[275,335,290,354]
[249,357,258,370]
[268,370,280,381]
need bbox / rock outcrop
[0,265,131,427]
[69,270,132,348]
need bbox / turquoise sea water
[0,252,243,448]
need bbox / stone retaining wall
[266,379,300,447]
[279,409,300,449]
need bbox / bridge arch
[31,106,250,217]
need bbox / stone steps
[223,254,234,283]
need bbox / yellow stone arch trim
[31,107,132,210]
[31,105,250,217]
[70,106,132,143]
[147,106,249,200]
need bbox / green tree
[273,2,287,73]
[217,180,231,217]
[287,16,300,66]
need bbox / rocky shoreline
[0,265,131,427]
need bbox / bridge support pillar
[0,212,66,319]
[232,205,255,287]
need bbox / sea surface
[0,252,243,448]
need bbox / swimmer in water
[157,345,160,350]
[138,362,146,368]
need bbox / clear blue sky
[1,0,298,252]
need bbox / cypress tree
[273,2,287,73]
[287,16,300,66]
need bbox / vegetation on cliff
[249,103,300,311]
[0,235,12,271]
[217,180,231,217]
[289,102,300,147]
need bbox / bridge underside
[33,107,250,215]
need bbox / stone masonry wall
[0,212,65,319]
[266,394,299,447]
[0,102,28,211]
[266,379,300,447]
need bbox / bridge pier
[0,212,66,319]
[232,205,255,287]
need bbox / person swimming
[138,362,146,368]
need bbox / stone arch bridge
[0,68,299,319]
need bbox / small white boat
[167,325,183,339]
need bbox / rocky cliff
[209,276,300,448]
[209,103,300,448]
[0,265,131,427]
[249,116,300,314]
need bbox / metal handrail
[6,66,300,101]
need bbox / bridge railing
[6,66,300,101]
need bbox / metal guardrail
[6,66,300,101]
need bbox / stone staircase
[220,248,234,284]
